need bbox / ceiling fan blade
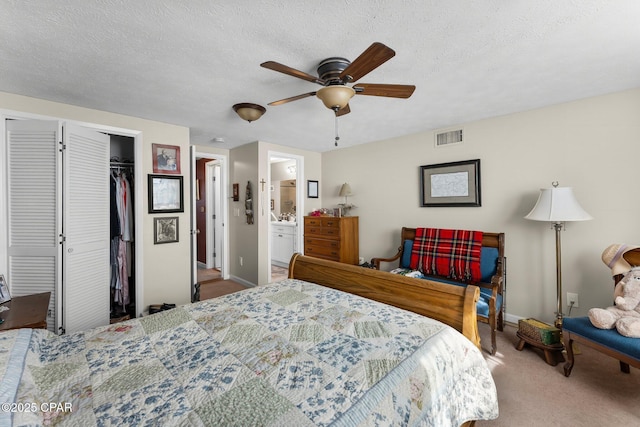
[268,91,317,106]
[335,104,351,117]
[354,83,416,98]
[261,61,323,84]
[339,42,395,83]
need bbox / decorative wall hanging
[307,180,319,198]
[153,217,179,244]
[152,143,181,175]
[245,181,254,224]
[148,174,184,213]
[232,183,239,201]
[420,159,481,207]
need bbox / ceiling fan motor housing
[317,57,351,84]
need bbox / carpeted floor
[476,322,640,426]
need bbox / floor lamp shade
[525,186,593,222]
[525,184,592,328]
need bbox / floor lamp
[525,182,593,329]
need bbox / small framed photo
[148,174,184,213]
[307,180,319,198]
[0,274,11,304]
[152,143,181,174]
[154,217,179,244]
[232,183,240,202]
[420,159,481,207]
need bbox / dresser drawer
[304,217,322,227]
[320,218,340,228]
[304,244,340,260]
[304,237,340,249]
[305,226,323,236]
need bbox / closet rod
[110,162,134,167]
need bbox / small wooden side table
[516,331,565,366]
[0,292,51,331]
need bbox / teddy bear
[588,266,640,338]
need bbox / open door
[63,124,110,333]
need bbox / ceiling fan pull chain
[334,113,340,146]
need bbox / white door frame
[191,150,229,286]
[205,161,222,269]
[267,151,304,283]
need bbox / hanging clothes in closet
[110,161,134,316]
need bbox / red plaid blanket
[409,228,484,283]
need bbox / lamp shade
[525,186,593,222]
[339,183,352,197]
[316,86,355,110]
[232,103,266,122]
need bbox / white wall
[0,91,192,312]
[321,88,640,324]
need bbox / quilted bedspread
[0,279,498,426]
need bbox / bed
[0,254,498,426]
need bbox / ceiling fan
[261,42,415,117]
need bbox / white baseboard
[229,275,256,288]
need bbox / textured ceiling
[2,1,640,152]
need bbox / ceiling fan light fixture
[316,85,355,110]
[232,103,266,122]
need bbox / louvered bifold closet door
[6,120,61,333]
[63,124,110,334]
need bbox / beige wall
[321,88,640,324]
[0,91,192,313]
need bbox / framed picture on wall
[307,180,319,198]
[148,174,184,213]
[420,159,481,207]
[154,217,179,244]
[152,143,181,174]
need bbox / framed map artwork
[420,159,481,207]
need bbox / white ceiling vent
[435,129,463,147]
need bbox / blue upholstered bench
[371,227,506,354]
[562,247,640,377]
[563,316,640,376]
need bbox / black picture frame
[307,180,319,198]
[154,217,179,244]
[420,159,481,207]
[148,174,184,213]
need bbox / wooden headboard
[288,253,481,349]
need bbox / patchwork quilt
[0,279,498,426]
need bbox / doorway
[268,151,303,283]
[191,150,229,297]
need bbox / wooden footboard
[289,253,481,349]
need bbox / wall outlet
[567,292,579,308]
[239,256,243,267]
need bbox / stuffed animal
[588,267,640,338]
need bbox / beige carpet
[476,323,640,426]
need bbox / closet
[4,119,137,334]
[109,135,136,322]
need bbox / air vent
[435,129,463,147]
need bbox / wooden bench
[371,227,505,354]
[562,248,640,376]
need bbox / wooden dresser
[303,216,359,264]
